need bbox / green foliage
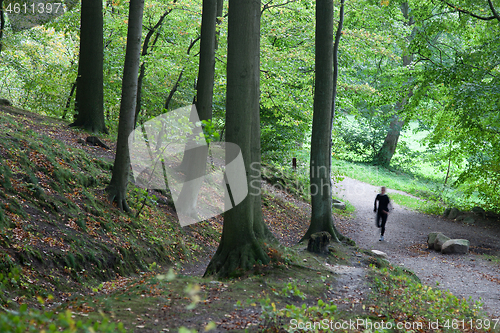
[273,282,306,300]
[0,277,124,333]
[0,305,125,333]
[334,112,390,162]
[259,292,338,333]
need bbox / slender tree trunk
[329,0,344,208]
[300,0,341,243]
[0,0,5,55]
[62,79,78,120]
[205,0,270,278]
[71,0,107,133]
[164,69,184,110]
[331,0,344,123]
[134,4,176,126]
[106,0,144,211]
[444,140,453,185]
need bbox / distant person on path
[374,186,391,241]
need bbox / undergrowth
[367,265,490,332]
[259,264,493,333]
[0,111,216,304]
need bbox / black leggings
[377,212,388,236]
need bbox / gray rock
[443,208,451,217]
[332,199,346,210]
[442,239,470,254]
[463,217,475,224]
[434,233,451,251]
[371,250,388,259]
[456,215,465,222]
[472,206,485,215]
[448,208,460,219]
[427,232,443,249]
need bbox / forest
[0,0,499,331]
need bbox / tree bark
[175,0,217,218]
[300,0,341,243]
[106,0,144,211]
[373,115,405,167]
[71,0,107,133]
[0,0,5,55]
[196,0,217,122]
[205,0,271,278]
[215,0,224,50]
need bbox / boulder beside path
[428,232,469,255]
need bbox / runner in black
[374,186,391,241]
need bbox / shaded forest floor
[0,105,499,332]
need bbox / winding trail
[334,177,500,318]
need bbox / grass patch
[390,193,444,215]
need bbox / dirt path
[334,177,500,318]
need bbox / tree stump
[307,231,332,254]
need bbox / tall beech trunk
[71,0,107,133]
[300,0,341,243]
[175,0,217,217]
[215,0,224,50]
[373,2,414,167]
[205,0,272,278]
[196,0,217,122]
[106,0,144,211]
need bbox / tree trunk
[300,0,341,243]
[62,79,78,120]
[373,2,414,167]
[373,115,405,167]
[329,0,344,209]
[0,0,5,55]
[106,0,145,211]
[134,4,176,126]
[71,0,107,133]
[164,69,184,110]
[174,0,217,219]
[196,0,217,122]
[205,0,271,278]
[215,0,224,50]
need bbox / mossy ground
[0,108,217,308]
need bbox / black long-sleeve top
[374,194,390,213]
